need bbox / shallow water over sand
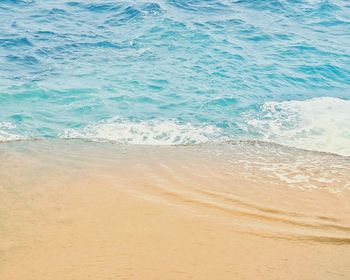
[1,140,349,279]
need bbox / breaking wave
[60,118,224,145]
[242,97,350,156]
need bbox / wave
[2,97,350,157]
[0,122,27,142]
[65,2,162,26]
[0,37,32,48]
[60,118,224,145]
[241,97,350,157]
[59,97,350,156]
[168,0,229,13]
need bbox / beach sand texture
[1,140,350,279]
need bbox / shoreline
[1,140,350,279]
[1,137,350,158]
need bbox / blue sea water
[0,0,350,155]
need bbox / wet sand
[1,140,350,279]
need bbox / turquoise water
[0,0,350,155]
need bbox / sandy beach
[1,140,349,279]
[1,0,350,279]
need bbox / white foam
[242,97,350,156]
[0,122,26,142]
[61,118,223,145]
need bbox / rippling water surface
[0,0,350,155]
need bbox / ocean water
[0,0,350,155]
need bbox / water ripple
[0,0,349,153]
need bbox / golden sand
[1,140,350,279]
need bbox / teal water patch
[0,0,349,154]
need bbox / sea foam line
[0,122,27,142]
[60,118,224,145]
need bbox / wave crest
[60,118,223,145]
[0,122,26,142]
[241,97,350,156]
